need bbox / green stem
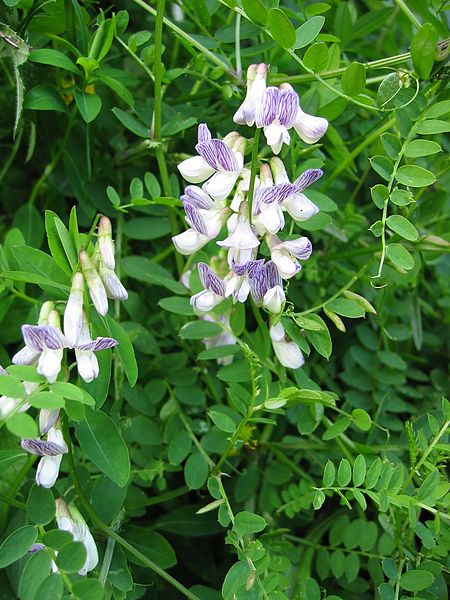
[64,424,201,600]
[235,13,242,78]
[152,0,184,278]
[394,0,422,29]
[270,53,412,85]
[0,123,23,185]
[131,0,236,79]
[0,456,36,530]
[115,36,155,81]
[247,128,261,223]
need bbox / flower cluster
[172,64,328,369]
[0,216,127,488]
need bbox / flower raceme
[173,64,328,369]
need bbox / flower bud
[190,290,223,314]
[79,250,108,316]
[97,216,115,270]
[293,106,328,144]
[233,63,268,127]
[38,301,56,326]
[270,322,304,369]
[64,272,84,347]
[263,285,285,314]
[98,263,128,301]
[55,499,99,575]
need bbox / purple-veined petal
[78,337,118,352]
[21,438,67,457]
[195,141,219,170]
[198,263,225,296]
[182,186,214,209]
[197,123,212,144]
[277,86,299,127]
[294,107,328,144]
[248,261,267,305]
[266,261,282,288]
[256,87,279,127]
[29,543,46,554]
[39,409,60,435]
[210,139,239,172]
[22,325,44,352]
[282,237,313,260]
[184,203,208,235]
[38,326,67,350]
[292,169,323,192]
[12,346,40,366]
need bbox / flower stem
[152,0,184,278]
[247,128,261,223]
[394,0,422,29]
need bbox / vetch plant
[0,2,448,600]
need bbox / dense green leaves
[75,409,130,487]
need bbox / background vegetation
[0,0,449,599]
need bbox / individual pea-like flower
[79,249,108,316]
[218,201,260,266]
[255,82,328,153]
[247,260,286,314]
[12,301,55,366]
[270,157,321,222]
[64,271,84,347]
[293,103,329,145]
[233,63,268,127]
[14,312,67,384]
[269,322,304,369]
[255,83,299,154]
[268,234,313,279]
[21,422,68,488]
[178,124,246,201]
[74,311,118,383]
[55,499,99,575]
[190,263,226,314]
[252,164,285,235]
[172,186,230,255]
[93,217,128,301]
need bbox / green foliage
[0,0,448,599]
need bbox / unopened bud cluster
[173,64,328,368]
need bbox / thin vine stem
[64,421,201,600]
[152,0,184,277]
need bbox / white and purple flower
[255,82,328,153]
[190,263,226,314]
[268,234,313,279]
[74,311,118,383]
[172,186,229,255]
[21,423,68,488]
[178,124,245,201]
[233,63,268,127]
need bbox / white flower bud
[263,285,285,314]
[269,323,304,369]
[64,272,84,347]
[190,290,223,314]
[97,216,115,270]
[79,250,108,316]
